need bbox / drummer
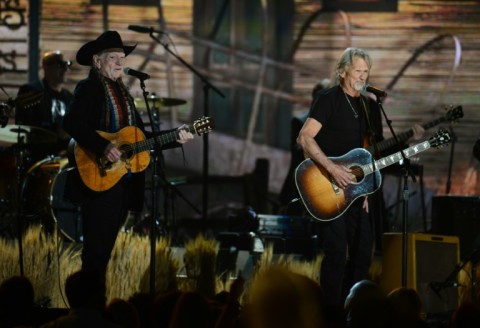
[15,50,73,163]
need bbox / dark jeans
[81,179,130,275]
[319,198,374,305]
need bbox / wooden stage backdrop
[1,0,480,213]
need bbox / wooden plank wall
[1,0,480,200]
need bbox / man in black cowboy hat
[15,50,73,161]
[63,30,193,275]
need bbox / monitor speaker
[381,232,460,314]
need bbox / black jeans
[81,178,130,275]
[319,198,374,305]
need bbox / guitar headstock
[14,91,44,110]
[445,105,463,122]
[193,116,215,136]
[429,128,451,148]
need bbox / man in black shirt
[297,48,383,305]
[15,50,73,162]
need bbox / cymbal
[158,97,187,107]
[0,124,57,144]
[144,95,187,107]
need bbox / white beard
[354,82,365,92]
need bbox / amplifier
[256,214,314,238]
[381,232,460,314]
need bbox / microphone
[123,67,150,81]
[128,25,166,35]
[365,84,387,98]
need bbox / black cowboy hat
[76,30,136,66]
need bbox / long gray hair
[333,47,372,85]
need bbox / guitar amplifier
[381,232,460,314]
[256,214,314,238]
[256,214,317,258]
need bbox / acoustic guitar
[72,116,214,192]
[295,129,451,222]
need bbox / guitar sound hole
[119,145,133,159]
[350,165,364,182]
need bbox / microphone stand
[14,130,27,276]
[139,77,203,296]
[149,98,170,236]
[139,78,161,295]
[375,95,417,287]
[430,247,480,303]
[147,31,225,228]
[149,97,202,227]
[445,126,457,194]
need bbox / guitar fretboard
[363,140,431,176]
[131,126,194,155]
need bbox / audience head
[105,298,140,328]
[344,279,384,314]
[451,301,480,328]
[128,292,155,328]
[246,265,325,328]
[169,291,215,328]
[387,287,423,321]
[344,280,398,328]
[65,269,107,311]
[150,290,183,328]
[0,275,35,327]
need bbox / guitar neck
[131,126,194,155]
[363,140,432,176]
[372,117,447,153]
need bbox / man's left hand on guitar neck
[176,125,194,144]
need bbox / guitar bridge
[97,157,108,177]
[330,176,340,195]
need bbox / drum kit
[0,122,82,242]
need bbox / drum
[21,157,83,242]
[0,147,16,206]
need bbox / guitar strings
[117,129,181,155]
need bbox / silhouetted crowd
[0,267,479,328]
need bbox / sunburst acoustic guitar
[72,116,214,192]
[295,129,451,222]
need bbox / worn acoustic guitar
[295,129,451,222]
[72,116,214,192]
